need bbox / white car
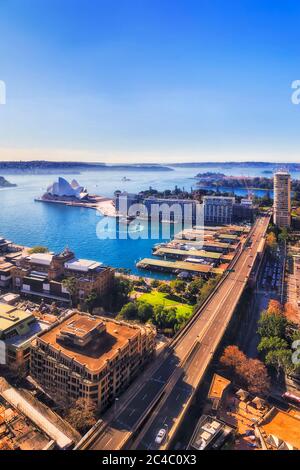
[155,428,167,444]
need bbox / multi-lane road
[83,215,270,451]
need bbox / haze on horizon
[0,0,300,164]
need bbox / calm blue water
[1,164,299,276]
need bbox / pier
[153,247,234,263]
[136,258,226,276]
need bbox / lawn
[137,291,193,317]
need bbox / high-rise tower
[273,170,291,227]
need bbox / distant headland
[0,176,16,188]
[0,161,174,174]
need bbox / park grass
[137,291,193,317]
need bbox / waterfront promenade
[35,194,117,217]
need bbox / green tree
[137,302,153,323]
[257,311,287,339]
[258,336,288,354]
[136,277,146,286]
[28,245,49,254]
[119,302,138,320]
[157,283,172,294]
[170,280,186,294]
[185,278,204,303]
[62,276,78,307]
[152,304,166,329]
[165,307,178,330]
[84,290,98,312]
[106,276,133,311]
[198,277,219,303]
[278,227,289,242]
[152,305,178,333]
[265,349,293,375]
[150,279,160,289]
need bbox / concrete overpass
[76,215,270,451]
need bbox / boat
[119,215,136,225]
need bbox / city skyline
[1,0,300,163]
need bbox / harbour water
[1,164,298,275]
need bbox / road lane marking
[104,437,112,448]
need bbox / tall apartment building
[203,196,235,225]
[273,170,291,228]
[30,312,156,410]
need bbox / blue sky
[0,0,300,163]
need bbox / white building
[203,196,235,225]
[46,177,88,200]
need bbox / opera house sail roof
[46,177,88,200]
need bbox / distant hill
[0,176,17,187]
[171,161,300,170]
[0,161,173,174]
[195,173,300,192]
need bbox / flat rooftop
[208,374,231,400]
[64,258,103,272]
[4,252,23,261]
[39,313,141,372]
[259,408,300,450]
[5,320,48,348]
[218,234,238,240]
[138,258,214,274]
[189,415,226,450]
[0,304,33,333]
[154,247,222,260]
[0,261,14,272]
[28,253,53,266]
[60,315,104,339]
[168,240,232,252]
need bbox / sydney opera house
[44,177,89,200]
